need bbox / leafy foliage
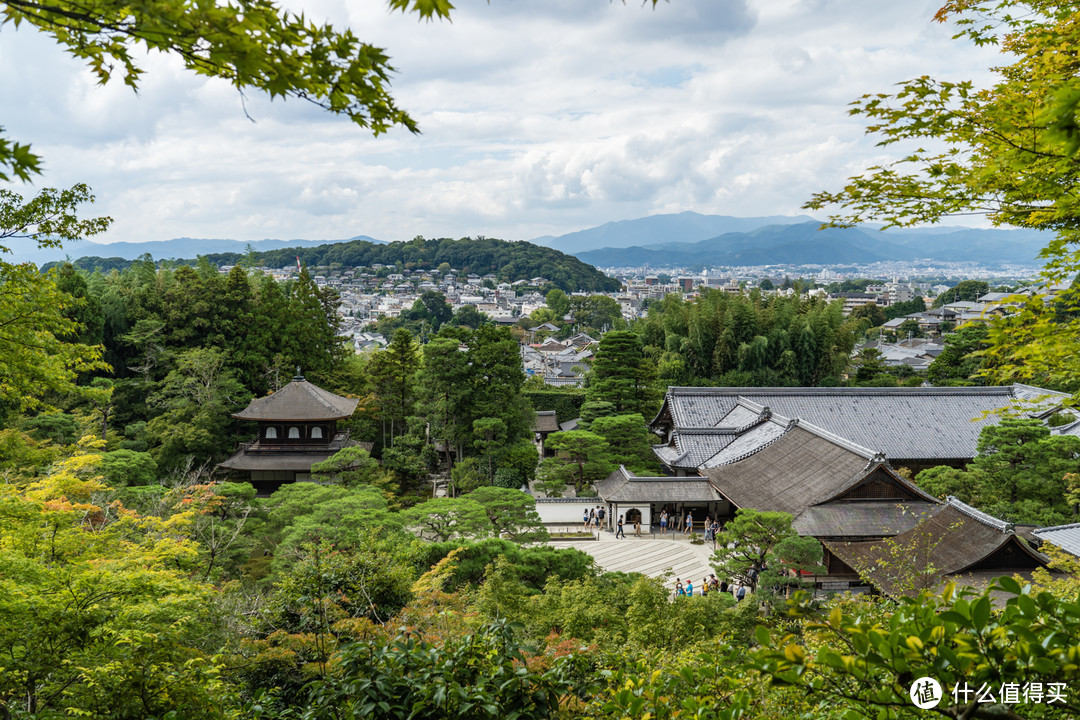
[752,579,1080,719]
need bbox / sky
[0,0,1001,246]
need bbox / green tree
[545,288,571,318]
[100,448,157,486]
[587,330,658,416]
[0,447,235,718]
[926,323,989,385]
[399,497,492,542]
[752,579,1080,719]
[710,509,824,593]
[0,185,110,409]
[465,486,548,543]
[588,413,662,475]
[301,621,587,720]
[368,328,420,448]
[0,0,460,181]
[802,1,1080,400]
[537,430,615,496]
[453,304,489,329]
[849,302,886,328]
[144,346,252,469]
[472,417,508,484]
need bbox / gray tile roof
[234,378,360,421]
[1032,522,1080,558]
[653,385,1070,463]
[596,466,723,504]
[793,501,940,539]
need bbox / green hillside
[60,236,621,292]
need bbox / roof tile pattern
[825,498,1048,596]
[705,425,872,516]
[234,378,359,421]
[655,386,1070,462]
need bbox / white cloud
[0,0,1003,247]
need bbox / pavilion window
[288,426,300,439]
[311,426,324,439]
[265,427,278,440]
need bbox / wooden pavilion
[216,371,364,495]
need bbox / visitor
[598,505,606,528]
[675,579,684,598]
[720,579,728,594]
[588,507,596,529]
[659,510,668,535]
[701,576,710,595]
[634,516,641,537]
[582,508,590,530]
[736,585,747,602]
[615,514,625,539]
[684,511,693,535]
[704,515,712,542]
[686,579,694,596]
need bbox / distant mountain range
[530,211,818,254]
[560,219,1050,267]
[4,235,384,265]
[3,210,1052,268]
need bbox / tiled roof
[1032,522,1080,558]
[234,377,359,421]
[825,497,1049,597]
[595,466,723,504]
[532,410,560,433]
[705,424,874,516]
[654,385,1070,462]
[793,501,940,539]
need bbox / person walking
[659,510,668,535]
[615,514,625,539]
[633,516,641,537]
[598,505,606,529]
[582,508,590,531]
[701,576,710,595]
[588,507,596,529]
[686,579,694,596]
[736,584,747,602]
[684,511,693,535]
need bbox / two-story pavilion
[217,371,362,494]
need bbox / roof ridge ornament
[293,366,305,381]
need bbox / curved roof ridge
[946,496,1012,533]
[709,423,792,467]
[666,385,1020,396]
[1033,521,1080,533]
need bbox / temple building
[217,371,363,495]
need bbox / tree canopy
[804,0,1080,400]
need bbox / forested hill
[60,236,621,292]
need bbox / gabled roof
[532,410,560,433]
[595,466,724,504]
[651,385,1070,463]
[825,497,1049,596]
[233,376,359,421]
[704,422,879,516]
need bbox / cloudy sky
[0,0,1000,246]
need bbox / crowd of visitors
[673,574,748,601]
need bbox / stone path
[548,530,719,588]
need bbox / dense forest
[635,288,859,388]
[56,236,622,293]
